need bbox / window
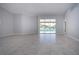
[40,19,56,33]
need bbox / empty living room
[0,3,79,56]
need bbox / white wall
[13,14,38,35]
[14,15,64,35]
[0,7,38,37]
[13,14,22,33]
[0,7,64,37]
[0,7,14,37]
[56,16,64,34]
[65,4,79,39]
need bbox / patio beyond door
[40,19,56,33]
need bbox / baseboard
[0,33,65,38]
[0,33,37,38]
[56,33,64,35]
[66,34,79,42]
[0,33,15,38]
[14,32,37,35]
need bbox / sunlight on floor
[40,34,56,44]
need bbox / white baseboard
[0,33,37,38]
[56,33,64,35]
[0,33,15,38]
[14,32,37,35]
[66,34,79,42]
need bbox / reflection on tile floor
[40,34,56,44]
[0,34,79,55]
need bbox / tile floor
[0,34,79,55]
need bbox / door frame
[38,16,56,34]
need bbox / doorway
[40,19,56,34]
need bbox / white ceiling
[0,3,74,16]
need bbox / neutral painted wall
[56,16,64,34]
[0,7,14,37]
[13,14,22,33]
[14,15,64,35]
[13,14,38,34]
[0,7,64,37]
[65,4,79,39]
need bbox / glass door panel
[40,19,56,33]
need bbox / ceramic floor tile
[0,34,79,55]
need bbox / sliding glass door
[40,19,56,33]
